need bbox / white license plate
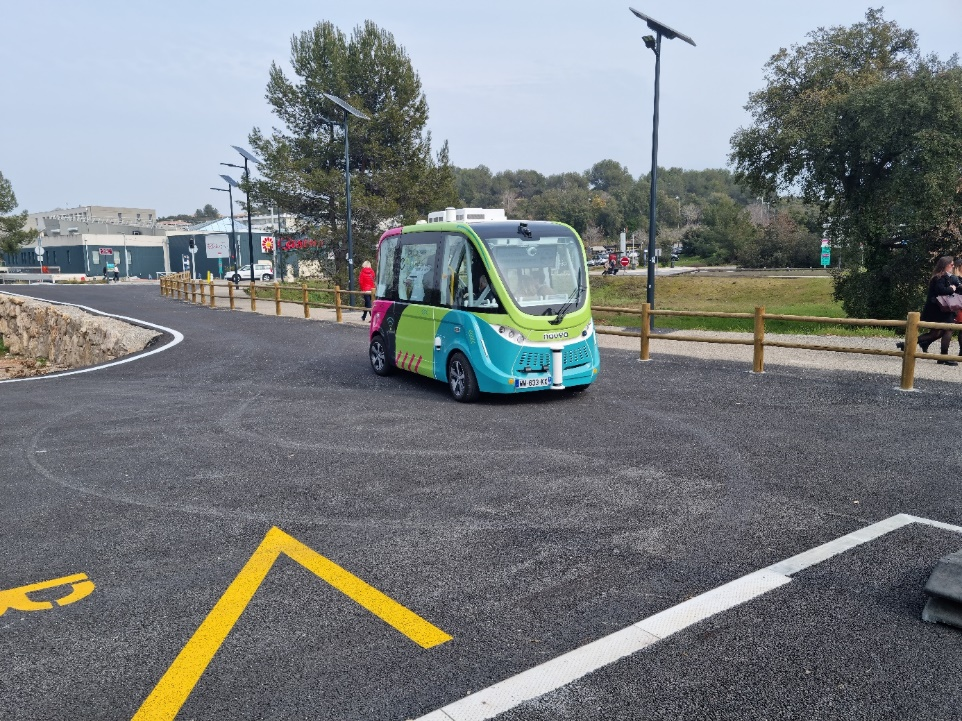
[516,376,552,389]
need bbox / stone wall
[0,294,161,368]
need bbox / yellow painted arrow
[133,527,451,720]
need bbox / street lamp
[229,146,262,284]
[675,195,681,228]
[211,175,239,277]
[322,92,369,304]
[630,7,695,330]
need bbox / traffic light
[188,238,195,250]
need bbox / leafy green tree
[729,8,962,318]
[193,204,220,220]
[681,194,760,264]
[249,20,457,284]
[0,171,38,256]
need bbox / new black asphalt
[1,284,960,720]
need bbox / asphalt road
[2,284,961,721]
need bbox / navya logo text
[542,331,569,340]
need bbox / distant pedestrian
[359,260,376,322]
[102,265,108,281]
[113,266,120,283]
[900,255,959,365]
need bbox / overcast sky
[2,0,958,218]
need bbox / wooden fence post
[274,282,281,316]
[302,284,310,318]
[900,311,920,391]
[228,282,235,310]
[753,306,765,373]
[209,279,215,308]
[335,285,342,323]
[250,282,256,312]
[191,280,197,304]
[640,303,651,361]
[199,280,205,305]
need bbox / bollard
[900,312,920,391]
[303,284,310,318]
[250,281,256,312]
[640,303,650,361]
[753,306,765,373]
[335,285,342,323]
[228,282,236,310]
[209,279,215,308]
[274,282,281,316]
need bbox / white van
[231,262,274,283]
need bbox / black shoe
[896,342,905,351]
[920,342,931,353]
[937,360,958,366]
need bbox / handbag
[936,294,962,313]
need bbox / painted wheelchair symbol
[0,573,95,616]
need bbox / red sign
[620,256,630,267]
[98,248,114,255]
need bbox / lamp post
[211,172,240,268]
[630,7,695,329]
[229,146,261,284]
[211,177,239,278]
[321,92,369,304]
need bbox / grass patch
[0,335,6,356]
[590,275,897,337]
[247,282,357,308]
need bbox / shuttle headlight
[491,323,527,346]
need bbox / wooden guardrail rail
[593,303,962,391]
[159,276,956,391]
[159,274,365,325]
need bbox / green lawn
[590,275,895,336]
[248,274,897,337]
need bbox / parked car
[232,262,274,283]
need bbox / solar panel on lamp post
[230,146,262,284]
[629,7,695,330]
[322,92,369,306]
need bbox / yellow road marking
[133,526,451,720]
[0,573,95,616]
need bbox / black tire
[369,335,392,376]
[447,351,480,403]
[232,273,241,284]
[262,273,272,281]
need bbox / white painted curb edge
[417,514,962,721]
[0,290,184,384]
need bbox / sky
[1,0,959,218]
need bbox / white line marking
[0,291,183,384]
[418,514,962,721]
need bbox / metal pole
[344,109,355,306]
[123,233,129,278]
[244,159,255,284]
[272,205,279,280]
[646,32,662,331]
[228,185,237,272]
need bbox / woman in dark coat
[903,256,959,365]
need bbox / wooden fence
[160,272,366,323]
[160,273,959,391]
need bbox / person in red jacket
[359,260,376,321]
